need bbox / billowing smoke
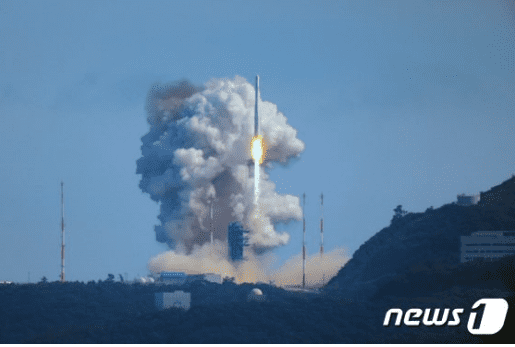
[138,76,348,284]
[147,240,274,284]
[138,76,304,253]
[270,248,349,287]
[147,240,349,285]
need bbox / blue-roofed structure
[228,221,250,261]
[160,272,187,285]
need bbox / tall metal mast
[210,199,214,244]
[320,193,324,257]
[302,193,306,289]
[321,193,325,286]
[60,181,65,283]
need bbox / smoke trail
[137,76,305,256]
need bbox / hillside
[2,176,515,343]
[324,175,515,300]
[3,257,513,343]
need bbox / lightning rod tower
[321,193,325,286]
[302,193,306,289]
[60,181,65,283]
[320,193,324,257]
[210,199,214,245]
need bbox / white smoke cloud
[138,76,305,253]
[138,76,349,284]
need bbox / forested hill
[324,175,515,300]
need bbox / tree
[392,205,407,222]
[119,274,124,283]
[40,276,48,283]
[223,276,236,284]
[106,274,115,282]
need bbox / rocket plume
[251,135,265,205]
[137,76,304,258]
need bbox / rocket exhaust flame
[251,135,264,164]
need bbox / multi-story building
[461,231,515,262]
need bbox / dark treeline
[0,255,513,343]
[2,177,515,343]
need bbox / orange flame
[250,135,266,164]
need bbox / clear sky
[0,0,514,283]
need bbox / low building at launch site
[228,221,250,262]
[456,193,480,206]
[461,231,515,262]
[155,291,191,311]
[160,272,188,285]
[158,272,223,285]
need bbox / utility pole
[60,181,65,283]
[210,199,214,245]
[302,193,306,289]
[320,193,324,286]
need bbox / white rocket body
[254,75,259,137]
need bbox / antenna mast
[320,193,324,257]
[302,193,306,289]
[321,193,325,286]
[60,181,65,283]
[210,199,214,245]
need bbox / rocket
[254,75,259,136]
[250,75,266,169]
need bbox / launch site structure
[320,193,324,256]
[302,193,306,289]
[320,193,325,285]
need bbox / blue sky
[0,0,514,283]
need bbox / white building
[461,231,515,262]
[457,194,480,206]
[155,291,191,311]
[137,277,155,284]
[202,273,222,284]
